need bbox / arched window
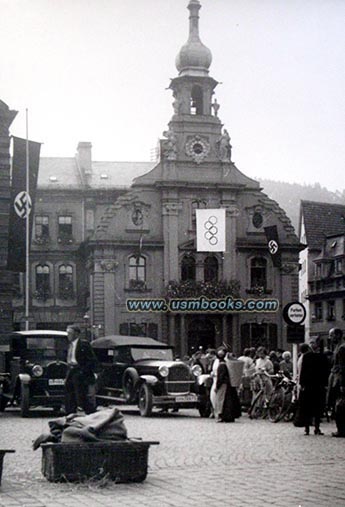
[204,256,218,282]
[181,255,196,281]
[191,85,203,115]
[35,264,50,299]
[129,255,146,289]
[58,264,74,299]
[250,257,267,289]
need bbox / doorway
[187,316,216,354]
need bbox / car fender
[139,375,158,386]
[18,373,31,385]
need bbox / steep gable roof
[300,200,345,250]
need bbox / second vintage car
[91,335,211,417]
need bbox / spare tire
[122,368,140,403]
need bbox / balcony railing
[165,279,240,299]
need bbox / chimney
[76,142,92,177]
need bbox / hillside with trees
[258,180,345,234]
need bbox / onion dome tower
[175,0,212,77]
[161,0,233,167]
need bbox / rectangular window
[315,264,321,278]
[336,259,342,274]
[314,302,323,321]
[327,300,336,321]
[35,215,49,240]
[58,216,73,242]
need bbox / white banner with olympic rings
[196,208,226,252]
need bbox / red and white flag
[196,209,226,252]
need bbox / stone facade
[86,0,302,355]
[11,1,302,353]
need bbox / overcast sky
[1,0,344,191]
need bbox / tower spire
[175,0,212,77]
[188,0,202,42]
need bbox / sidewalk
[1,408,345,507]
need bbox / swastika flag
[7,137,41,272]
[264,225,281,268]
[196,208,226,252]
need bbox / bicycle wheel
[268,386,285,422]
[249,391,266,419]
[280,390,295,422]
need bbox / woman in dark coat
[298,337,329,435]
[215,353,242,422]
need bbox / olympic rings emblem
[204,215,218,245]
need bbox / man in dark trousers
[328,328,345,437]
[64,324,99,415]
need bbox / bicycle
[267,372,297,423]
[248,370,277,419]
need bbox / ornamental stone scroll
[99,260,119,273]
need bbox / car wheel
[122,368,140,403]
[0,394,8,412]
[138,383,153,417]
[20,383,30,418]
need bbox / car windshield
[131,347,173,361]
[24,337,68,361]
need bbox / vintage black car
[91,335,211,417]
[0,330,69,417]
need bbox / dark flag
[7,137,41,272]
[264,225,281,268]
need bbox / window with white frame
[129,255,146,289]
[35,215,49,241]
[58,215,73,242]
[250,257,267,290]
[58,264,74,299]
[35,265,50,299]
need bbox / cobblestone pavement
[1,406,345,507]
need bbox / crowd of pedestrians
[188,328,345,436]
[42,322,345,435]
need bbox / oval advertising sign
[283,302,306,326]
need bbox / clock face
[185,136,210,164]
[192,142,204,155]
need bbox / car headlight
[158,365,169,377]
[32,364,44,377]
[192,364,202,377]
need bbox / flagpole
[25,109,30,331]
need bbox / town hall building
[7,1,302,356]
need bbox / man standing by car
[65,324,99,415]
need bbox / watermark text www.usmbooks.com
[126,296,279,313]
